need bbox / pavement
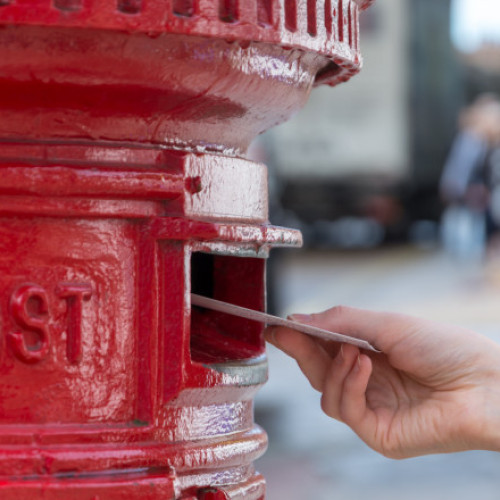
[255,245,500,500]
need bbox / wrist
[463,368,500,452]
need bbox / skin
[265,306,500,459]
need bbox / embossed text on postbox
[0,218,138,424]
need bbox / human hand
[265,306,500,458]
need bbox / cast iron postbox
[0,0,371,498]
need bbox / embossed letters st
[9,282,92,364]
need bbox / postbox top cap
[0,0,373,87]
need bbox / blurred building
[268,0,409,182]
[263,0,462,247]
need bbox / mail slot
[191,252,265,364]
[0,0,371,497]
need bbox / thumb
[293,306,414,353]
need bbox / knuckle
[297,342,321,366]
[338,399,353,423]
[309,379,323,392]
[380,449,406,460]
[321,305,356,321]
[320,393,336,419]
[379,440,406,460]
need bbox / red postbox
[0,0,370,498]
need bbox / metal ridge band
[0,0,367,87]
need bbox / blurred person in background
[440,94,500,259]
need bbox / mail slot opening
[190,252,266,364]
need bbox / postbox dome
[0,0,370,87]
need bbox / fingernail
[288,314,312,323]
[264,326,278,345]
[353,355,361,373]
[335,345,344,364]
[270,326,278,345]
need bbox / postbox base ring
[0,470,266,500]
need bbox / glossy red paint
[0,0,369,497]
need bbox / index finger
[291,306,417,353]
[265,326,333,391]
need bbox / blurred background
[254,0,500,498]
